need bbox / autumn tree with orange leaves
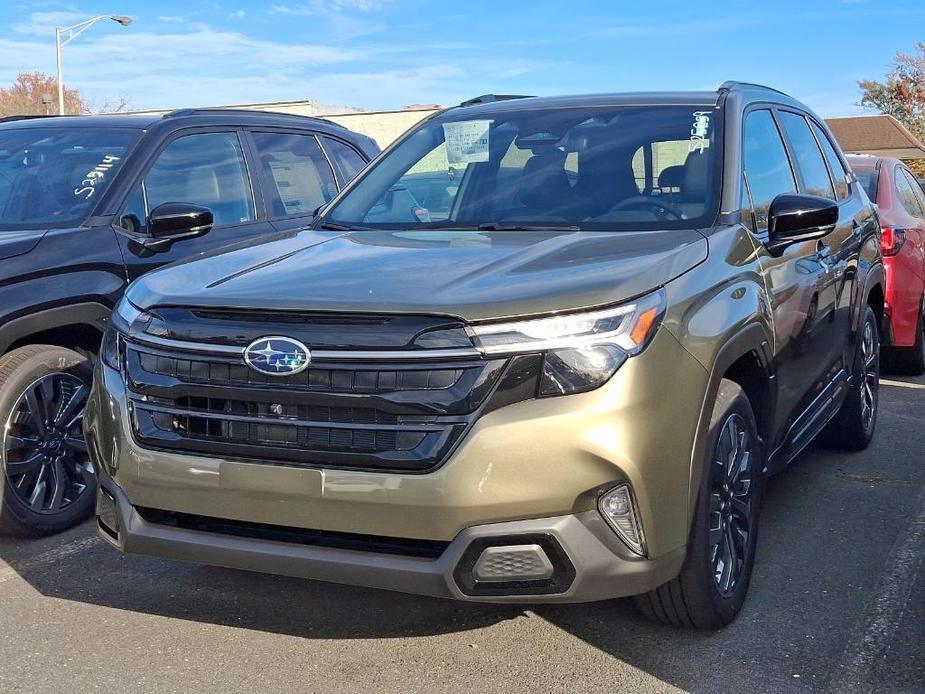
[0,71,91,116]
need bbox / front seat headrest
[682,151,710,201]
[658,164,685,191]
[519,150,572,209]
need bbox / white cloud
[13,10,89,36]
[269,1,386,17]
[0,5,545,113]
[228,10,246,19]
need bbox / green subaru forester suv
[83,82,883,628]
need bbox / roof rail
[458,94,534,108]
[161,107,348,128]
[0,114,62,123]
[718,80,789,97]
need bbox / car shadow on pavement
[0,526,527,639]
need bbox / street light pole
[55,27,64,116]
[55,15,133,116]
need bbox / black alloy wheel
[708,412,755,598]
[858,318,879,435]
[3,373,93,514]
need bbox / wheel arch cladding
[0,303,110,356]
[688,323,772,521]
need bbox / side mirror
[143,202,213,251]
[767,194,838,254]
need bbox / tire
[635,380,764,629]
[822,306,880,451]
[892,299,925,376]
[0,345,95,537]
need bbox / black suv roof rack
[718,80,789,97]
[0,114,63,123]
[458,94,534,108]
[162,107,348,128]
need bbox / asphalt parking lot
[1,374,923,694]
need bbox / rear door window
[251,131,338,218]
[810,122,850,200]
[904,169,925,215]
[896,167,925,218]
[777,111,836,200]
[742,109,797,232]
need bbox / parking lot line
[881,378,925,390]
[826,483,925,693]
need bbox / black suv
[86,84,883,626]
[0,109,378,536]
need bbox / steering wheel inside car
[607,196,686,221]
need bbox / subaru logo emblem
[244,336,311,376]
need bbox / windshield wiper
[476,223,581,232]
[317,221,371,231]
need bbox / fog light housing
[599,484,646,556]
[472,544,555,582]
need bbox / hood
[127,229,708,322]
[0,229,47,262]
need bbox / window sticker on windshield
[444,120,491,165]
[689,111,711,153]
[74,154,121,199]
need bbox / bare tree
[91,95,134,114]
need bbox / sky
[0,0,922,116]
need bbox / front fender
[662,224,775,524]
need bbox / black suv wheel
[636,380,764,628]
[0,345,95,537]
[823,305,880,450]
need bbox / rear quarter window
[853,169,879,202]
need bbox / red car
[848,155,925,373]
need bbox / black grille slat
[124,333,507,472]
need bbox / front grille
[123,323,509,472]
[137,351,464,391]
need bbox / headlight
[469,291,665,397]
[104,297,162,372]
[100,327,122,371]
[110,296,146,333]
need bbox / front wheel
[635,380,764,628]
[0,345,95,537]
[822,306,880,450]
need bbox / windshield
[322,104,720,231]
[0,126,140,230]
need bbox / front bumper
[95,470,685,602]
[85,327,707,602]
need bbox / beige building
[119,98,442,149]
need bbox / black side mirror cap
[766,194,838,254]
[143,202,214,252]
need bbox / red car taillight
[881,228,908,256]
